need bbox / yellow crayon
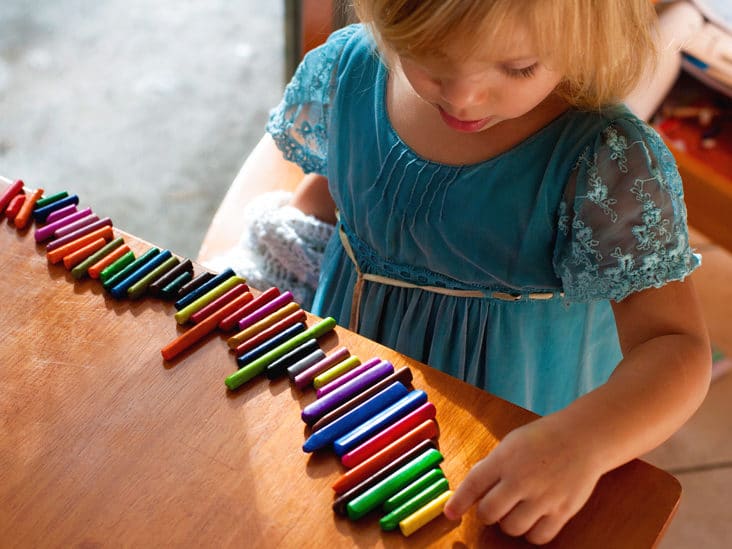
[313,355,361,389]
[398,490,453,537]
[227,302,301,348]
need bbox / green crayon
[127,255,180,299]
[99,251,136,285]
[380,477,450,531]
[383,468,446,513]
[71,237,125,279]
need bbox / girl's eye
[504,63,538,79]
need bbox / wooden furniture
[1,178,681,547]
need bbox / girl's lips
[438,107,493,133]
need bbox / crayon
[301,382,408,453]
[346,447,444,520]
[333,390,429,456]
[62,237,107,269]
[102,248,159,288]
[220,286,281,332]
[14,187,44,229]
[285,348,327,380]
[398,490,453,536]
[0,179,24,214]
[237,291,295,331]
[293,346,350,390]
[32,194,78,223]
[160,271,193,299]
[383,468,445,513]
[332,419,440,495]
[225,317,336,390]
[127,255,181,299]
[174,268,235,311]
[47,226,114,264]
[177,271,215,299]
[148,258,194,296]
[235,323,307,367]
[33,191,69,209]
[340,400,434,468]
[161,291,256,361]
[174,274,246,324]
[110,250,173,299]
[89,245,132,280]
[190,283,250,324]
[301,361,395,425]
[45,204,78,224]
[234,308,307,357]
[312,368,415,432]
[332,440,437,516]
[71,237,125,279]
[34,207,92,242]
[5,194,25,219]
[316,357,382,396]
[53,214,99,238]
[46,217,113,252]
[228,301,301,348]
[263,338,321,379]
[313,355,363,390]
[381,478,450,531]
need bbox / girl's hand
[443,417,603,545]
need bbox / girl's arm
[197,134,306,264]
[444,278,711,544]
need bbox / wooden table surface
[0,182,681,548]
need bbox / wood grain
[0,183,680,548]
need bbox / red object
[161,291,255,361]
[14,187,44,229]
[219,286,280,332]
[233,308,307,356]
[190,283,250,324]
[340,402,437,469]
[88,244,131,279]
[0,179,24,214]
[5,194,26,220]
[332,419,439,494]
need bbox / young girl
[200,0,712,543]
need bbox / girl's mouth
[438,106,493,133]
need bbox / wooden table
[0,181,681,548]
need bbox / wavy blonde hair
[352,0,659,110]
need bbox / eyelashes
[504,63,538,79]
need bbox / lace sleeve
[554,117,701,302]
[265,25,358,176]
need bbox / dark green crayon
[175,271,215,302]
[379,477,450,531]
[103,248,160,290]
[382,468,445,513]
[148,258,193,296]
[99,251,136,285]
[71,237,125,280]
[34,191,68,209]
[127,255,180,299]
[346,448,444,520]
[160,271,193,299]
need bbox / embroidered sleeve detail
[265,25,358,175]
[554,117,701,302]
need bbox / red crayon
[332,419,440,494]
[340,401,437,469]
[0,179,24,214]
[233,308,307,356]
[219,286,280,332]
[5,194,25,220]
[190,283,250,324]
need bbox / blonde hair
[353,0,659,110]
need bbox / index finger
[443,456,500,520]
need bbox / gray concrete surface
[0,1,284,258]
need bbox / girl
[200,0,711,543]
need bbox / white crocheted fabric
[202,191,334,308]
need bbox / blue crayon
[174,267,235,311]
[333,390,429,456]
[235,323,307,369]
[110,250,173,299]
[32,194,79,222]
[302,382,409,453]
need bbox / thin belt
[337,219,562,332]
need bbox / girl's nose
[438,78,485,110]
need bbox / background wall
[0,1,284,258]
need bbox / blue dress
[266,25,700,415]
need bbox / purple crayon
[53,214,99,238]
[316,357,383,398]
[294,346,350,390]
[46,217,113,252]
[45,204,78,224]
[34,207,92,242]
[237,290,295,331]
[301,360,395,425]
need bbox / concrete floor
[2,2,730,547]
[0,0,283,259]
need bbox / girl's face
[397,39,564,134]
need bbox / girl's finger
[474,479,521,525]
[443,456,500,519]
[525,513,566,546]
[498,499,543,538]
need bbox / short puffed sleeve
[553,117,701,302]
[265,25,359,175]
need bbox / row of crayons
[1,178,455,537]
